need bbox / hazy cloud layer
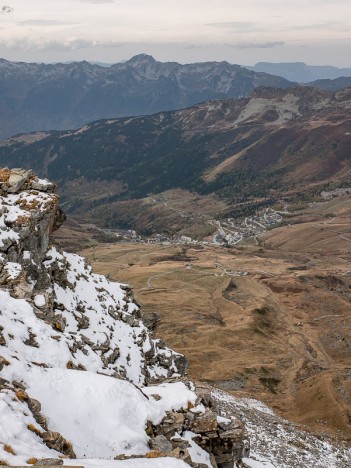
[20,19,74,26]
[0,37,124,51]
[234,41,285,49]
[0,0,350,65]
[208,22,259,31]
[78,0,114,3]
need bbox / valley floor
[58,196,351,447]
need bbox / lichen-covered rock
[4,168,33,193]
[190,409,218,433]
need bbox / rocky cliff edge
[0,168,250,467]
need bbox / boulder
[6,168,32,193]
[191,409,218,433]
[42,431,76,458]
[151,435,173,453]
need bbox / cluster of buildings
[102,208,285,247]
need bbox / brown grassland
[55,196,351,444]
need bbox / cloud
[78,0,114,3]
[207,21,262,33]
[207,19,351,35]
[0,36,124,51]
[184,44,206,50]
[292,21,350,32]
[1,5,13,14]
[20,19,74,27]
[182,41,286,52]
[232,41,285,49]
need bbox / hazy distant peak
[249,62,351,83]
[126,53,157,66]
[255,61,307,67]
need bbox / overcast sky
[0,0,350,66]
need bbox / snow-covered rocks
[0,169,186,387]
[0,169,250,467]
[209,387,351,468]
[0,168,55,193]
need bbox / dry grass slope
[54,195,351,445]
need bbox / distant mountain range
[305,76,351,91]
[1,86,350,233]
[0,54,294,140]
[2,54,351,141]
[248,62,351,83]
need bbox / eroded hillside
[1,87,350,236]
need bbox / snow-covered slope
[0,169,185,387]
[0,169,204,466]
[0,169,251,467]
[209,389,351,468]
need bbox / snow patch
[4,261,22,279]
[34,294,46,307]
[182,431,213,467]
[24,369,197,459]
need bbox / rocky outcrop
[0,168,249,467]
[112,379,250,467]
[0,168,186,385]
[41,432,75,458]
[33,459,63,466]
[148,380,250,467]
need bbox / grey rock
[191,409,218,433]
[0,328,6,347]
[151,435,173,453]
[108,305,120,320]
[6,169,32,193]
[12,380,26,390]
[27,398,48,431]
[31,179,54,192]
[217,416,242,431]
[108,347,120,364]
[0,377,10,387]
[51,314,66,332]
[34,459,64,466]
[142,312,160,331]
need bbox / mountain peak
[126,53,157,66]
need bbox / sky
[0,0,350,66]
